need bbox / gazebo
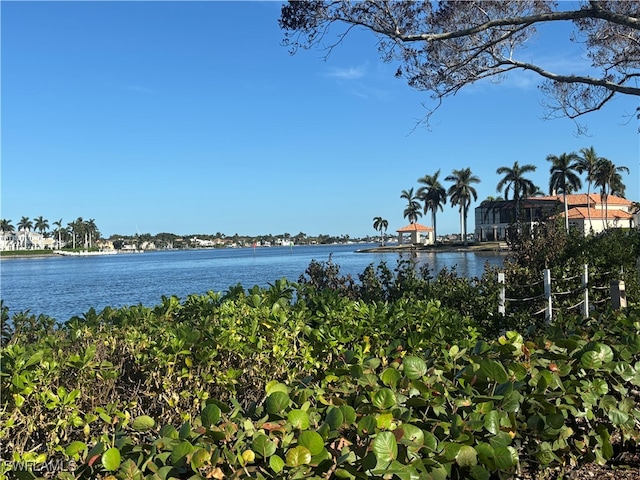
[396,223,434,245]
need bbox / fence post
[498,272,505,315]
[611,280,627,310]
[582,264,589,318]
[544,268,552,323]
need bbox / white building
[474,193,635,241]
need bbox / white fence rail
[498,265,626,321]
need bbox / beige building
[475,193,635,240]
[396,223,434,245]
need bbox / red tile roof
[535,193,631,206]
[396,223,433,232]
[565,207,633,220]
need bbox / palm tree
[417,170,447,243]
[445,168,480,246]
[547,152,582,233]
[0,219,14,233]
[86,218,98,248]
[52,218,63,249]
[34,216,49,236]
[495,161,537,221]
[372,216,389,246]
[576,146,604,233]
[17,216,33,232]
[594,159,630,229]
[400,188,422,224]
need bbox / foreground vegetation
[1,228,639,479]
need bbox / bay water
[1,244,504,322]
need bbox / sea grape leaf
[403,356,427,380]
[287,409,310,430]
[285,446,311,467]
[372,388,396,410]
[132,415,156,432]
[101,447,121,471]
[298,430,324,456]
[456,445,478,467]
[479,359,508,384]
[266,391,290,414]
[252,435,277,458]
[372,431,397,463]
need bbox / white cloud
[325,65,366,80]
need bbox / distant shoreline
[357,241,508,254]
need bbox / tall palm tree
[52,218,63,249]
[445,168,480,246]
[34,216,49,236]
[17,216,33,231]
[417,169,447,243]
[547,152,582,233]
[17,216,33,249]
[86,218,98,248]
[594,159,630,229]
[400,188,422,224]
[576,146,604,233]
[0,219,14,232]
[372,216,389,246]
[495,161,537,221]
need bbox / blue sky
[2,1,638,239]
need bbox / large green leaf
[325,406,344,429]
[252,434,277,458]
[270,454,285,473]
[456,445,478,467]
[288,409,310,430]
[483,410,500,435]
[286,446,311,467]
[381,367,402,387]
[298,430,324,456]
[581,344,614,369]
[266,391,290,414]
[403,356,427,379]
[201,404,221,428]
[479,359,508,384]
[132,415,156,432]
[372,431,398,463]
[101,447,121,471]
[372,388,396,410]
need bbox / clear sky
[2,1,638,239]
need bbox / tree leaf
[287,409,310,430]
[381,367,402,387]
[372,388,396,410]
[479,359,508,384]
[285,446,311,467]
[270,454,285,473]
[483,410,500,435]
[325,406,344,430]
[298,430,324,456]
[456,445,478,467]
[132,415,155,432]
[252,434,277,458]
[372,431,398,463]
[266,391,290,414]
[403,356,427,379]
[201,404,221,428]
[101,447,121,471]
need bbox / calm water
[1,244,504,322]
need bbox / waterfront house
[397,223,434,245]
[474,193,635,241]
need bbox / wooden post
[498,272,505,315]
[582,264,589,318]
[544,269,552,323]
[611,280,627,310]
